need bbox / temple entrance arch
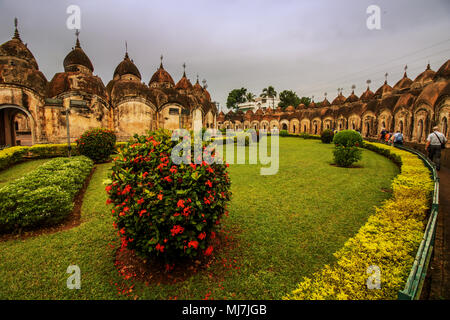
[0,105,35,147]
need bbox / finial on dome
[427,61,431,70]
[196,74,199,83]
[366,79,371,90]
[75,29,80,48]
[404,65,408,78]
[351,84,356,94]
[324,92,327,98]
[124,41,129,59]
[13,17,21,41]
[160,54,164,68]
[182,62,186,77]
[384,72,388,84]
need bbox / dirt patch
[0,166,96,242]
[114,236,223,285]
[113,225,242,286]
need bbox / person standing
[380,127,388,142]
[426,126,447,171]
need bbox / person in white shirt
[426,126,447,171]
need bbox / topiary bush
[321,129,334,143]
[105,129,232,263]
[332,130,363,167]
[333,130,363,147]
[76,128,116,163]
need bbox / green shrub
[321,129,334,144]
[0,146,29,170]
[106,129,232,263]
[280,130,289,137]
[28,143,78,158]
[0,156,93,233]
[333,130,363,147]
[332,130,363,167]
[333,146,362,167]
[76,128,116,163]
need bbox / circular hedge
[106,129,232,263]
[76,128,116,163]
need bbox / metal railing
[393,145,439,300]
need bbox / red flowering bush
[105,129,232,263]
[76,128,116,163]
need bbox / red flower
[170,225,185,236]
[137,198,144,205]
[106,198,112,204]
[188,240,199,249]
[198,232,206,240]
[156,243,164,252]
[157,193,163,201]
[205,180,212,188]
[190,163,197,170]
[105,185,112,192]
[204,246,213,256]
[177,199,185,208]
[139,209,147,217]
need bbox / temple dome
[285,105,295,112]
[374,81,393,98]
[413,64,436,88]
[332,93,346,105]
[149,62,175,88]
[360,87,374,101]
[435,59,450,80]
[175,72,193,90]
[63,37,94,73]
[345,91,359,103]
[113,52,141,80]
[393,73,412,91]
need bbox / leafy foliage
[76,128,117,163]
[106,129,232,263]
[0,156,93,233]
[332,130,363,167]
[278,90,301,110]
[280,130,289,137]
[320,129,334,144]
[226,88,247,110]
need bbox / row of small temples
[218,61,450,145]
[0,21,217,146]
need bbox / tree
[246,92,256,102]
[226,88,247,110]
[278,90,301,110]
[260,86,277,109]
[299,97,311,107]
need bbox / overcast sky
[1,0,449,111]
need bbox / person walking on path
[426,126,447,171]
[392,130,404,147]
[380,127,388,142]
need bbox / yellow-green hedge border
[285,142,434,300]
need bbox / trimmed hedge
[285,142,434,300]
[0,146,29,171]
[0,156,93,233]
[0,142,127,171]
[76,128,117,163]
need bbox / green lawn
[0,138,399,299]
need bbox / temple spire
[160,54,164,69]
[13,17,21,41]
[404,65,408,78]
[75,29,80,48]
[124,41,129,59]
[384,72,388,84]
[182,62,186,77]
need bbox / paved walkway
[429,166,450,299]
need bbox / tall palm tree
[246,92,256,102]
[260,86,277,109]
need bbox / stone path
[429,166,450,299]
